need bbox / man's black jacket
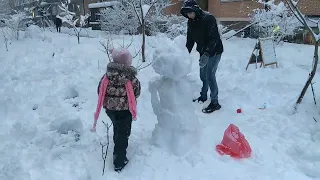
[181,6,224,57]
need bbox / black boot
[202,102,221,113]
[113,155,129,172]
[193,96,207,103]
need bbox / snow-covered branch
[284,0,319,42]
[283,0,320,107]
[251,0,300,41]
[1,27,12,51]
[99,2,139,34]
[100,121,112,175]
[58,2,89,44]
[100,0,171,35]
[3,11,30,40]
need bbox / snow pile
[149,36,200,156]
[23,25,52,42]
[50,115,83,135]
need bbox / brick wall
[208,0,320,22]
[163,0,184,15]
[298,0,320,16]
[209,0,263,21]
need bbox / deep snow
[1,26,320,180]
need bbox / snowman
[148,35,201,156]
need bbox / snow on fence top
[88,1,120,9]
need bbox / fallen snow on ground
[1,26,320,180]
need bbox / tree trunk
[296,40,319,104]
[140,4,146,63]
[77,34,80,44]
[141,23,146,62]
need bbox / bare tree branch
[125,35,135,49]
[131,2,142,25]
[99,39,112,62]
[100,121,112,175]
[58,2,89,44]
[137,61,153,71]
[284,0,304,24]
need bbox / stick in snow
[311,82,316,105]
[100,121,112,175]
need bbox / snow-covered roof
[88,1,120,9]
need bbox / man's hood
[180,0,203,20]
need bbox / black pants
[56,26,61,33]
[106,109,132,162]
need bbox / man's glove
[199,52,210,68]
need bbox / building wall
[208,0,320,22]
[298,0,320,16]
[84,0,99,15]
[209,0,263,21]
[163,0,184,15]
[164,0,320,21]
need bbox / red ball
[237,108,242,113]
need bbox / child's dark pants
[105,109,132,166]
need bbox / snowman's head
[152,37,192,80]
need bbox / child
[93,48,141,172]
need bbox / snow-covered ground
[1,26,320,180]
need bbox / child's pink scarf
[92,75,137,131]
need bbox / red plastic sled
[216,124,252,159]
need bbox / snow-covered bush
[99,0,171,35]
[162,15,187,39]
[99,2,138,35]
[3,11,31,40]
[100,0,171,62]
[250,0,300,40]
[1,27,12,51]
[1,12,31,51]
[23,25,52,42]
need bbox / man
[180,0,224,113]
[55,16,62,33]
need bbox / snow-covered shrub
[0,12,30,51]
[3,11,31,40]
[99,2,138,35]
[163,15,187,39]
[1,27,13,51]
[250,0,300,40]
[99,0,171,35]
